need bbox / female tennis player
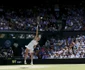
[24,25,41,65]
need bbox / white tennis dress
[25,39,38,53]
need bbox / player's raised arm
[35,16,40,39]
[35,25,38,38]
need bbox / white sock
[31,61,33,63]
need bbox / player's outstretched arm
[35,25,38,38]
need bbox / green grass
[0,64,85,70]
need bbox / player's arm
[35,25,38,39]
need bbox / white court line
[0,65,50,69]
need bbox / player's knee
[25,50,29,54]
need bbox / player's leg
[30,52,34,65]
[24,48,29,64]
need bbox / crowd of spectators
[1,4,85,59]
[0,4,85,31]
[21,34,85,59]
[0,6,59,31]
[1,34,85,59]
[63,6,85,31]
[0,47,13,58]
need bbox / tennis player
[24,25,41,65]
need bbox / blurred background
[0,0,85,64]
